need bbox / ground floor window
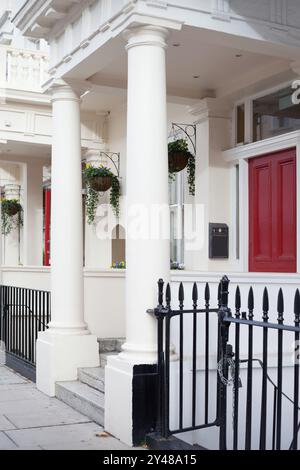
[169,172,184,267]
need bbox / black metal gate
[0,285,51,381]
[149,275,300,450]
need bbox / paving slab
[0,367,28,386]
[0,366,131,450]
[0,414,16,431]
[5,405,91,429]
[0,432,17,449]
[6,422,129,450]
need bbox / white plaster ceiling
[86,26,291,102]
[0,141,51,158]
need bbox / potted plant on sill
[168,139,195,196]
[111,261,126,269]
[1,199,23,236]
[83,165,121,224]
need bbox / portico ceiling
[0,140,51,158]
[85,26,292,101]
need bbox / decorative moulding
[189,97,232,123]
[222,130,300,163]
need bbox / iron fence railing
[149,275,300,450]
[0,285,51,379]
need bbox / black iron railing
[0,285,51,380]
[150,278,220,439]
[150,275,300,450]
[220,278,300,451]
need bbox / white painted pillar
[36,80,99,397]
[105,25,170,446]
[121,25,170,363]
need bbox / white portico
[10,0,300,447]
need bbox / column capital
[189,97,232,124]
[124,25,169,51]
[43,78,92,103]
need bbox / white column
[105,25,170,446]
[121,25,170,363]
[36,80,99,396]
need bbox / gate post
[218,275,231,450]
[154,279,166,437]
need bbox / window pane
[236,104,245,144]
[169,172,184,265]
[253,86,300,142]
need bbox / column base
[36,330,99,397]
[105,355,158,447]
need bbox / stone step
[97,337,125,354]
[78,367,105,393]
[99,351,119,368]
[56,381,105,426]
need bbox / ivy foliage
[168,139,195,196]
[83,165,121,224]
[1,199,23,236]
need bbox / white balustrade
[0,45,49,92]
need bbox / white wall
[0,162,21,265]
[85,100,198,269]
[0,267,126,339]
[23,159,43,265]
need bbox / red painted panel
[249,148,296,273]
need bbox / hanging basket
[88,175,113,192]
[2,201,22,217]
[168,151,190,173]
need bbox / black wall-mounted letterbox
[209,223,229,259]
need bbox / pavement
[0,365,131,450]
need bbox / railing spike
[235,286,241,311]
[277,288,284,322]
[294,289,300,322]
[248,287,254,312]
[217,282,221,307]
[192,282,198,303]
[158,278,164,306]
[220,275,230,308]
[166,283,171,306]
[262,287,269,321]
[179,282,184,304]
[205,283,210,303]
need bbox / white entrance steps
[55,379,105,426]
[55,338,125,427]
[78,367,105,393]
[98,337,125,368]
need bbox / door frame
[222,130,300,274]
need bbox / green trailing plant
[83,165,121,224]
[1,199,23,236]
[168,139,195,196]
[187,153,195,196]
[168,138,189,155]
[85,186,99,225]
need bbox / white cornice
[222,130,300,163]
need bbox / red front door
[249,148,297,273]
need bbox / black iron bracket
[170,122,197,156]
